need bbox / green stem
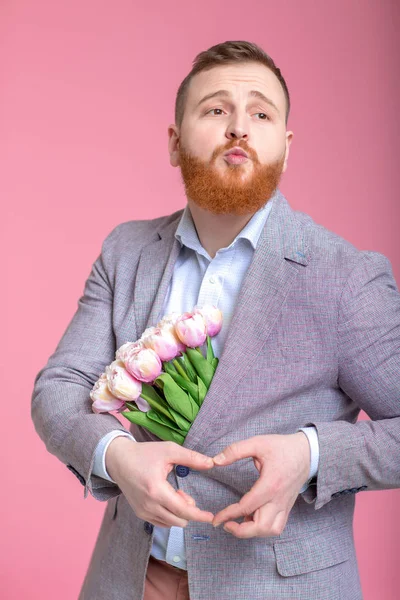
[172,358,190,381]
[139,387,174,421]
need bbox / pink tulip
[125,347,162,383]
[90,373,125,413]
[157,312,180,328]
[115,340,144,363]
[194,305,223,337]
[143,327,183,361]
[175,312,207,348]
[105,360,143,401]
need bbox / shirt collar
[175,194,276,257]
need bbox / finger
[147,518,175,528]
[161,482,214,523]
[213,438,259,466]
[176,489,196,506]
[153,505,189,528]
[168,444,214,470]
[213,475,270,526]
[224,508,287,539]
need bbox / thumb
[213,438,257,466]
[172,446,214,470]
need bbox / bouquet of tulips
[90,305,222,444]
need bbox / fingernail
[213,453,225,464]
[213,522,220,528]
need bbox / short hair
[175,40,290,127]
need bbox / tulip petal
[92,398,125,413]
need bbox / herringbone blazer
[32,190,400,600]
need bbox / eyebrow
[196,89,280,114]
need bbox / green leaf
[197,376,208,406]
[172,358,191,381]
[211,357,219,369]
[140,382,174,421]
[163,369,200,406]
[147,409,188,433]
[206,335,215,363]
[163,361,177,375]
[155,372,199,421]
[140,378,192,431]
[180,353,197,383]
[122,410,185,444]
[185,347,215,388]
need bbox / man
[31,41,400,600]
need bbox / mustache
[211,139,259,163]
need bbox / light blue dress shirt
[91,197,319,570]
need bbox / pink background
[2,1,399,598]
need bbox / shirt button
[173,555,181,563]
[209,276,216,284]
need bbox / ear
[282,130,294,173]
[168,124,180,167]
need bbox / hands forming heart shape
[107,431,311,539]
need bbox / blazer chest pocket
[273,525,352,577]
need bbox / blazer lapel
[133,213,183,337]
[184,191,311,451]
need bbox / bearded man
[31,41,400,600]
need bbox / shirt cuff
[92,430,136,483]
[297,426,319,493]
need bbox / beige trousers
[143,555,190,600]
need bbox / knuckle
[141,499,153,513]
[268,479,280,495]
[189,449,199,463]
[145,483,157,498]
[240,503,253,518]
[164,441,175,454]
[229,442,239,457]
[135,507,146,520]
[269,524,284,536]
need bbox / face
[168,62,294,215]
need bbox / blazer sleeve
[31,224,132,502]
[300,250,400,510]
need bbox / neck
[187,200,256,259]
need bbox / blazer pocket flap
[273,527,352,577]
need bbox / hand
[211,433,311,538]
[106,436,215,528]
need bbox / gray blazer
[31,190,400,600]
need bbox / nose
[225,114,248,141]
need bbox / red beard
[179,139,285,215]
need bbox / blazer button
[144,521,154,535]
[175,465,190,477]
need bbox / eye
[206,108,225,116]
[255,112,269,120]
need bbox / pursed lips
[223,147,249,164]
[224,147,248,158]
